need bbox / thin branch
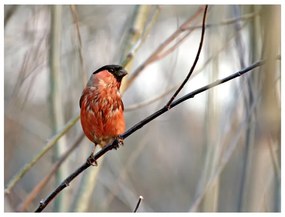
[34,59,264,212]
[166,5,208,108]
[133,196,144,212]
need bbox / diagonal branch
[5,115,80,195]
[34,59,264,212]
[17,134,84,211]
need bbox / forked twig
[166,5,208,108]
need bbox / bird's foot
[113,136,124,150]
[87,153,98,166]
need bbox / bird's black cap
[93,64,128,81]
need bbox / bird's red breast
[80,65,127,148]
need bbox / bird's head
[87,64,128,89]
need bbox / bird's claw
[113,136,124,150]
[87,154,98,166]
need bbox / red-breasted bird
[79,65,127,164]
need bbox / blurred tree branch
[4,5,18,27]
[120,6,156,70]
[17,134,84,211]
[48,5,69,211]
[4,115,79,195]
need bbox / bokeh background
[4,5,280,212]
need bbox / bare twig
[34,60,264,212]
[166,5,208,108]
[133,196,144,212]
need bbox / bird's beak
[119,69,128,78]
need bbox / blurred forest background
[4,5,280,212]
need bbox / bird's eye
[109,68,114,73]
